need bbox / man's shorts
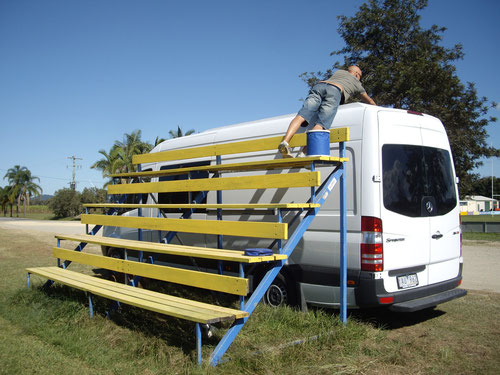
[297,82,342,130]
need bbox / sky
[1,0,499,196]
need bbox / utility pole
[67,155,82,191]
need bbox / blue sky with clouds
[1,0,498,195]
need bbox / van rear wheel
[264,273,295,307]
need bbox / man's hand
[360,93,376,105]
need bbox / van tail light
[361,216,383,272]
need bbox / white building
[460,195,499,213]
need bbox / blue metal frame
[339,142,347,324]
[209,156,347,366]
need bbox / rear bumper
[356,263,466,311]
[389,288,467,312]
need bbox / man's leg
[278,83,325,157]
[283,115,306,144]
[278,115,306,158]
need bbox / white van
[104,103,466,312]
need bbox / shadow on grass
[348,306,445,330]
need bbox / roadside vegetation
[0,225,498,374]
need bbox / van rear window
[382,145,457,217]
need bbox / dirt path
[0,217,90,235]
[461,240,500,293]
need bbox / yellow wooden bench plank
[133,127,350,164]
[81,214,288,239]
[55,234,288,263]
[107,171,321,195]
[110,156,347,178]
[83,203,320,210]
[27,267,247,323]
[31,266,248,320]
[53,248,249,296]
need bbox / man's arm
[360,92,376,105]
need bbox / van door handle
[432,233,443,240]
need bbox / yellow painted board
[52,248,249,295]
[83,203,321,209]
[55,234,287,263]
[28,266,247,320]
[81,214,288,239]
[133,128,350,164]
[26,267,246,323]
[27,267,221,322]
[107,171,321,195]
[110,156,347,178]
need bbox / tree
[113,130,153,174]
[154,136,166,146]
[469,177,500,199]
[0,186,15,217]
[49,188,82,218]
[91,130,153,186]
[301,0,498,196]
[80,187,107,205]
[4,165,43,217]
[169,126,195,139]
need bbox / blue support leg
[339,142,347,324]
[195,323,202,365]
[27,273,30,288]
[88,293,94,318]
[239,263,245,309]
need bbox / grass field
[461,215,500,222]
[461,214,500,241]
[2,205,79,221]
[0,226,499,374]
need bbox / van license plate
[397,274,419,289]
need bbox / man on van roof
[279,65,376,158]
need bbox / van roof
[150,103,442,156]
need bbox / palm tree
[19,171,43,216]
[113,130,153,174]
[92,130,153,185]
[154,136,166,147]
[4,166,42,217]
[0,186,10,216]
[0,186,15,217]
[90,146,124,186]
[169,126,195,139]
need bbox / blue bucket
[306,130,330,156]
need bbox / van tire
[104,247,125,282]
[263,273,296,308]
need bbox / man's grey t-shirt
[323,70,366,103]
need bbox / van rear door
[378,110,460,293]
[378,111,430,293]
[420,118,461,285]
